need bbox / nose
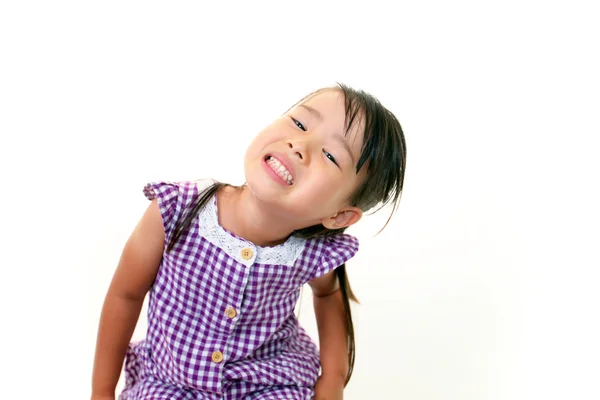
[287,139,310,163]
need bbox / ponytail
[335,263,358,386]
[167,182,224,252]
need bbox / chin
[244,174,277,200]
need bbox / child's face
[244,89,366,230]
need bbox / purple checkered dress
[119,180,359,400]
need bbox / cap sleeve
[143,180,212,242]
[310,234,360,280]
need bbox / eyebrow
[333,134,356,166]
[299,104,323,121]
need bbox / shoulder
[301,233,360,280]
[143,178,215,200]
[141,178,216,239]
[308,233,360,258]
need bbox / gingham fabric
[119,180,359,400]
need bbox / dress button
[241,248,253,260]
[212,351,224,363]
[225,307,237,319]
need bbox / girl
[91,83,407,400]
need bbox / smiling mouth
[265,156,294,185]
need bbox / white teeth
[267,156,293,185]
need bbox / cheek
[245,136,269,160]
[326,173,361,204]
[313,173,347,200]
[248,127,284,153]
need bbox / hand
[314,375,344,400]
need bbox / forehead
[296,89,365,155]
[301,89,344,114]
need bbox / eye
[323,150,339,166]
[291,117,306,131]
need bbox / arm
[309,270,348,399]
[91,200,165,398]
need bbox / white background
[1,1,599,399]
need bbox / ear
[321,206,363,230]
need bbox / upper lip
[267,152,295,181]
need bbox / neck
[216,185,299,247]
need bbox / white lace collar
[195,181,307,267]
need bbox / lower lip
[262,158,291,186]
